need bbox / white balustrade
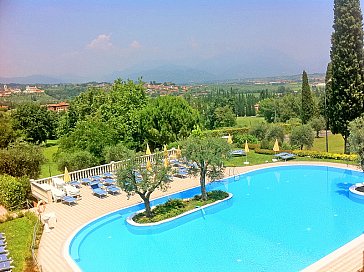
[31,149,177,202]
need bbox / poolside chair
[81,178,92,185]
[64,184,81,198]
[230,149,246,156]
[106,185,121,195]
[91,175,102,181]
[174,167,188,178]
[0,253,11,263]
[69,180,81,188]
[52,177,65,190]
[90,183,107,198]
[274,152,296,161]
[0,260,14,272]
[0,247,7,255]
[0,233,4,240]
[103,172,114,178]
[0,241,5,248]
[61,196,77,206]
[49,185,66,202]
[103,178,116,186]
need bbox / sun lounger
[230,149,246,156]
[103,172,114,178]
[0,241,5,248]
[64,184,81,198]
[81,178,92,185]
[103,178,116,186]
[0,253,11,263]
[49,186,66,202]
[0,247,7,255]
[90,183,107,198]
[91,175,102,181]
[52,177,65,190]
[106,186,121,195]
[69,180,81,188]
[0,234,4,240]
[174,167,188,178]
[274,152,296,161]
[0,260,14,271]
[61,196,77,206]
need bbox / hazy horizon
[1,0,363,82]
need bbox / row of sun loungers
[0,233,14,272]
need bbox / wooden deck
[37,162,362,272]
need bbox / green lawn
[40,140,61,178]
[235,116,265,128]
[225,150,356,167]
[311,134,345,154]
[0,213,38,272]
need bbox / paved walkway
[37,161,359,272]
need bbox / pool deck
[37,161,361,272]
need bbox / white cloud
[87,34,113,50]
[130,40,141,49]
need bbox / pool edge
[63,162,364,271]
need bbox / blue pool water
[69,165,364,272]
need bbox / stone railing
[31,148,177,202]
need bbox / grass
[236,116,265,128]
[311,134,345,154]
[0,213,39,272]
[40,140,61,178]
[224,150,357,167]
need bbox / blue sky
[1,0,362,81]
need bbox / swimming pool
[68,165,364,271]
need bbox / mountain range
[0,64,324,85]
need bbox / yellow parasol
[163,144,168,158]
[146,159,152,171]
[64,167,71,182]
[227,134,233,144]
[176,145,181,159]
[146,143,151,155]
[164,158,169,168]
[273,139,280,153]
[244,140,250,164]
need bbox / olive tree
[290,125,314,150]
[183,136,231,200]
[117,155,173,218]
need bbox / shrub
[233,134,258,146]
[0,143,45,179]
[55,150,99,172]
[103,143,133,163]
[0,175,30,210]
[292,150,358,161]
[207,190,229,200]
[202,127,250,138]
[249,123,268,140]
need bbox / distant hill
[0,75,64,84]
[105,65,217,84]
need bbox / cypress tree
[330,0,364,153]
[301,70,314,124]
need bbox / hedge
[0,175,30,210]
[202,127,250,138]
[292,150,358,161]
[255,148,358,161]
